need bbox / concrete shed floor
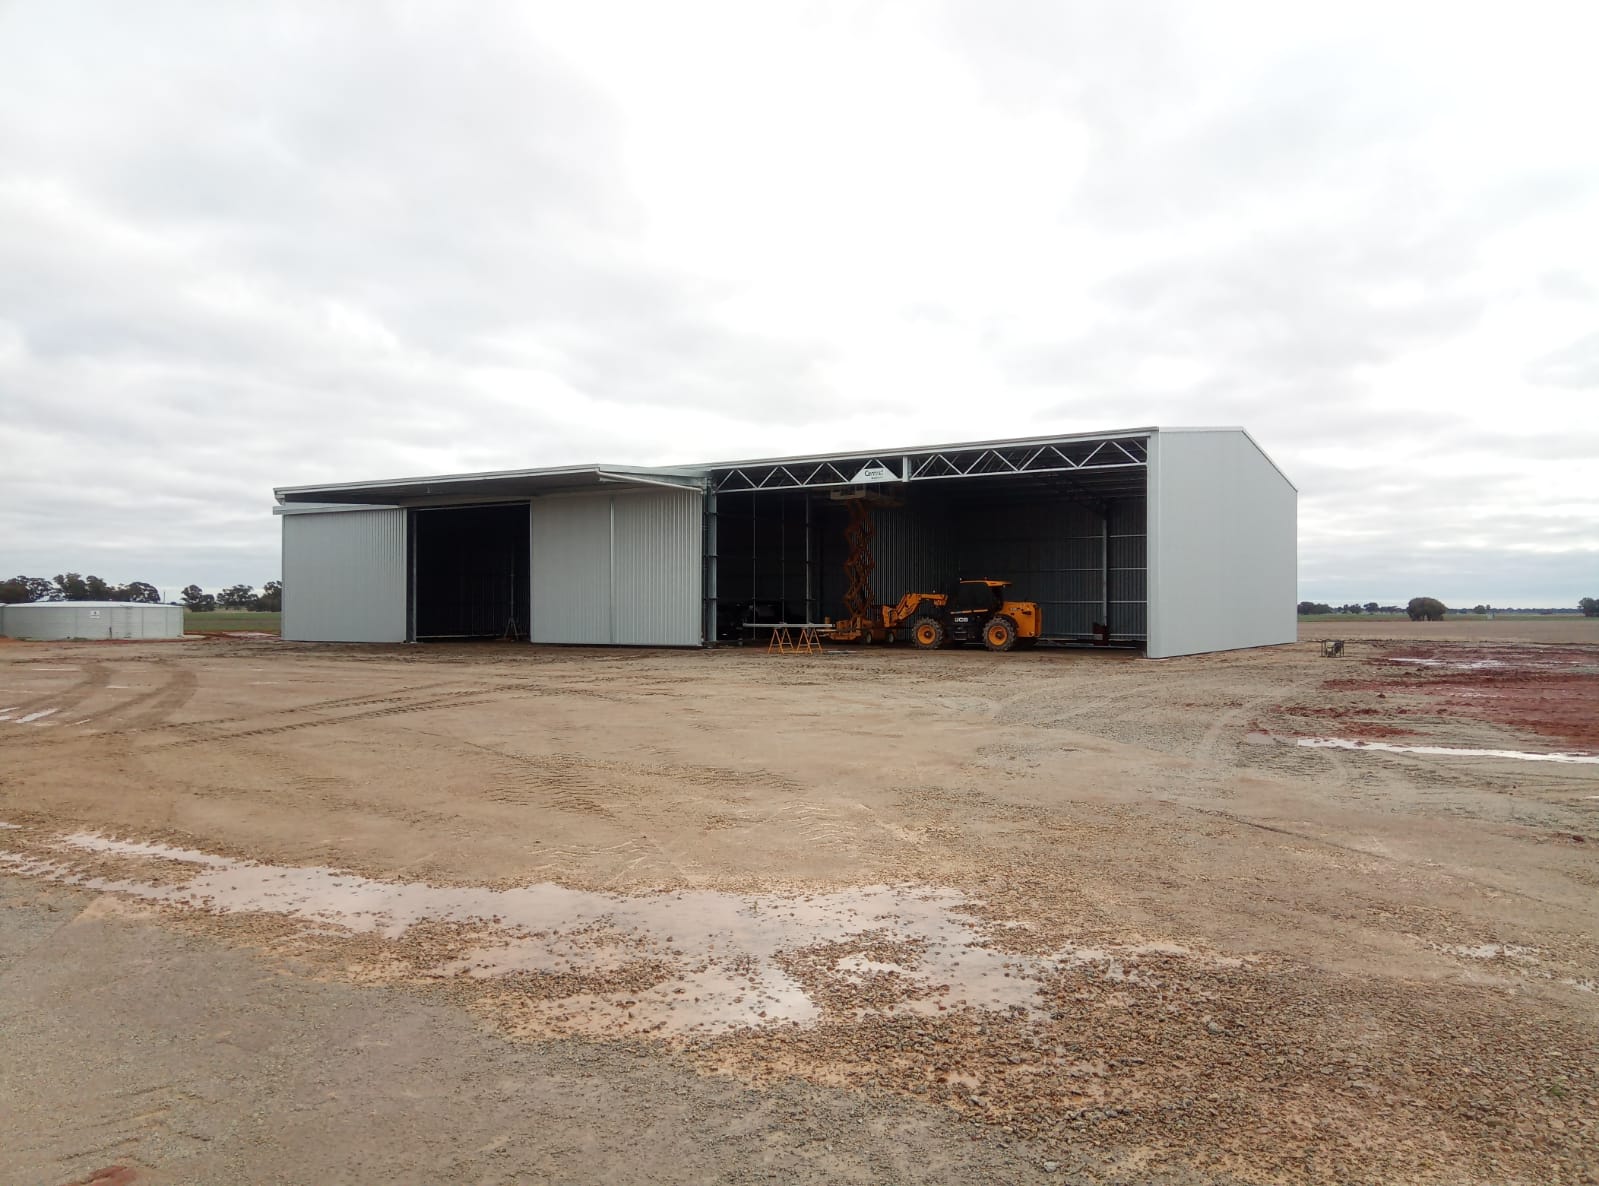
[1,624,1596,1185]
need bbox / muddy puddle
[1297,737,1599,764]
[0,826,1216,1038]
[1385,657,1507,670]
[0,706,58,725]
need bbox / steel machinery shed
[273,427,1296,658]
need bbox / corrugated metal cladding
[1147,429,1296,659]
[530,493,610,642]
[531,489,701,645]
[613,490,702,644]
[281,508,407,642]
[0,602,184,640]
[868,505,958,603]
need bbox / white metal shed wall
[1146,429,1297,659]
[530,493,612,643]
[531,488,702,645]
[281,508,408,642]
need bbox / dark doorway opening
[713,477,1147,644]
[412,504,530,640]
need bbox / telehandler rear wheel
[911,617,945,650]
[982,616,1017,652]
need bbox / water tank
[0,602,185,641]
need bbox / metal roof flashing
[274,464,706,506]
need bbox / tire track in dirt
[431,736,814,882]
[75,691,435,739]
[994,676,1152,730]
[0,661,110,726]
[106,679,560,741]
[213,738,480,841]
[448,736,801,817]
[154,686,555,748]
[443,738,629,819]
[1192,672,1331,769]
[13,1079,203,1173]
[83,666,200,732]
[489,751,620,818]
[1299,739,1354,793]
[434,739,697,882]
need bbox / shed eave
[275,464,707,506]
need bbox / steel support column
[804,495,816,624]
[1101,513,1110,629]
[702,492,718,646]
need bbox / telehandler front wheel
[982,616,1017,652]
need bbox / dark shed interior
[410,504,530,640]
[713,471,1147,643]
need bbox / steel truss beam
[711,437,1148,494]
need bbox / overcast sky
[2,2,1595,606]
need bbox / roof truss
[711,436,1148,493]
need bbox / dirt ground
[1,621,1595,1185]
[1300,617,1598,644]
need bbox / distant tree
[1297,601,1334,615]
[1,575,39,603]
[1471,604,1488,615]
[1363,602,1379,614]
[253,580,282,613]
[53,572,88,600]
[82,574,112,600]
[1340,603,1365,614]
[1580,597,1599,618]
[1407,596,1447,622]
[119,581,162,604]
[180,585,216,613]
[217,584,256,610]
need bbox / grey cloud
[1539,270,1598,303]
[0,2,854,585]
[1524,331,1599,389]
[1300,543,1598,608]
[1073,63,1423,231]
[938,0,1188,128]
[0,4,834,416]
[1089,229,1483,378]
[1432,426,1599,463]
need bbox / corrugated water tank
[0,601,185,640]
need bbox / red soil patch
[1327,645,1599,752]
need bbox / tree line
[178,583,282,613]
[1298,601,1398,615]
[1300,597,1599,619]
[1,574,281,613]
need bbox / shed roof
[273,426,1289,505]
